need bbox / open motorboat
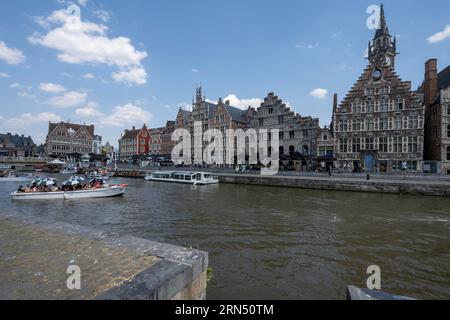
[144,171,219,185]
[11,184,128,200]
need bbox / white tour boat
[11,185,128,200]
[144,171,219,185]
[61,167,78,175]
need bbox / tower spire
[375,4,390,38]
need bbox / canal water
[0,176,449,299]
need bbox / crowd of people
[17,179,107,193]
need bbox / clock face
[372,69,382,80]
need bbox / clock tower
[368,4,397,69]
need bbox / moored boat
[11,185,127,200]
[144,171,219,185]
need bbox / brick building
[0,133,36,157]
[333,5,425,172]
[250,92,320,165]
[421,59,450,173]
[118,124,150,160]
[46,122,95,158]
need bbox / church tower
[368,4,397,69]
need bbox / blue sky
[0,0,449,147]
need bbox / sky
[0,0,449,148]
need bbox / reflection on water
[0,176,449,299]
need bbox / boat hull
[63,186,125,199]
[11,186,126,200]
[11,191,64,200]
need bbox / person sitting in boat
[17,185,25,193]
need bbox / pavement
[0,216,208,300]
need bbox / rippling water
[1,176,449,299]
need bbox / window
[409,116,419,129]
[279,131,284,140]
[352,138,361,153]
[339,138,348,153]
[397,99,404,110]
[379,137,388,153]
[268,107,274,114]
[447,147,450,161]
[365,137,374,150]
[289,131,295,139]
[353,103,361,114]
[339,120,348,132]
[448,125,450,138]
[303,130,309,138]
[215,116,220,123]
[323,135,328,141]
[366,119,374,131]
[259,118,264,127]
[393,137,403,153]
[379,118,389,130]
[381,101,389,112]
[366,101,375,113]
[220,115,225,123]
[408,137,418,153]
[278,115,284,124]
[394,117,402,130]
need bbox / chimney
[332,93,338,114]
[424,59,438,107]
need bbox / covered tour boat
[144,171,219,185]
[11,185,127,200]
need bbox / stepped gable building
[0,133,36,157]
[175,108,192,130]
[160,121,176,156]
[118,124,150,160]
[250,92,320,163]
[333,5,425,172]
[46,121,95,158]
[421,59,450,173]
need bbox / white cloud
[427,25,450,44]
[295,43,319,49]
[112,66,147,85]
[45,91,87,108]
[0,72,10,78]
[75,107,103,117]
[39,82,66,93]
[78,0,88,6]
[83,73,94,79]
[0,41,26,65]
[17,91,37,99]
[221,94,263,110]
[101,103,152,127]
[75,101,103,117]
[4,112,62,129]
[310,88,328,99]
[95,10,111,22]
[29,7,148,85]
[10,82,32,90]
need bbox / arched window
[289,146,295,156]
[302,145,309,155]
[279,146,284,156]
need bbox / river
[0,176,449,299]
